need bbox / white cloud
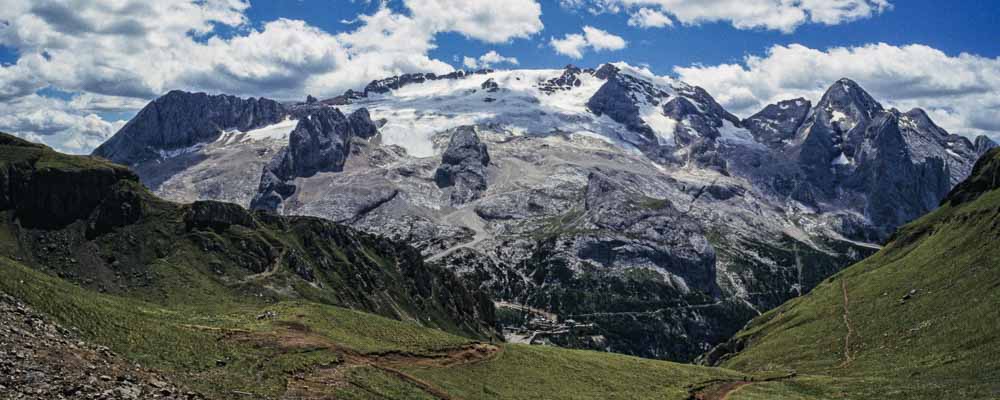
[551,34,590,59]
[582,26,628,51]
[550,26,627,59]
[0,95,126,154]
[463,51,520,69]
[674,43,1000,139]
[404,0,543,43]
[627,8,673,28]
[564,0,892,32]
[0,0,544,152]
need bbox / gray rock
[251,108,378,211]
[974,135,998,156]
[93,90,287,165]
[742,98,811,149]
[434,126,491,205]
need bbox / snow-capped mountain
[92,64,994,361]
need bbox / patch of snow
[946,149,961,158]
[718,120,756,146]
[832,152,851,165]
[642,107,677,145]
[158,143,204,159]
[243,117,298,142]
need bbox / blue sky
[0,0,998,153]
[225,0,1000,76]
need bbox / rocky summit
[91,63,994,361]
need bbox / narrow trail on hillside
[840,279,856,367]
[425,208,489,262]
[686,374,797,400]
[240,248,287,283]
[185,323,499,400]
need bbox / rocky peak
[743,98,811,149]
[586,64,671,144]
[540,65,584,94]
[974,135,998,156]
[813,78,884,131]
[92,90,287,165]
[434,126,490,205]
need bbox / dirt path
[494,300,558,322]
[240,248,287,282]
[686,374,797,400]
[202,323,500,399]
[839,280,856,367]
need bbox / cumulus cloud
[0,95,126,154]
[564,0,892,32]
[627,8,673,28]
[404,0,543,43]
[0,0,544,151]
[674,43,1000,139]
[463,51,520,69]
[551,26,627,59]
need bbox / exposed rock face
[93,91,287,165]
[435,126,491,205]
[742,79,982,240]
[850,111,951,238]
[251,108,378,211]
[481,78,500,92]
[539,65,584,93]
[742,98,811,148]
[974,135,998,156]
[0,136,140,229]
[185,200,258,230]
[586,64,659,141]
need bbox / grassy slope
[719,150,1000,399]
[2,254,813,399]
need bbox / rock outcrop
[251,108,378,211]
[435,126,491,205]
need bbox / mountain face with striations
[91,63,994,361]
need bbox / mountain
[0,130,848,399]
[739,78,994,240]
[90,63,992,361]
[699,148,1000,399]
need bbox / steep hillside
[0,132,494,338]
[703,148,1000,399]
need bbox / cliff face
[93,91,288,165]
[250,107,379,212]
